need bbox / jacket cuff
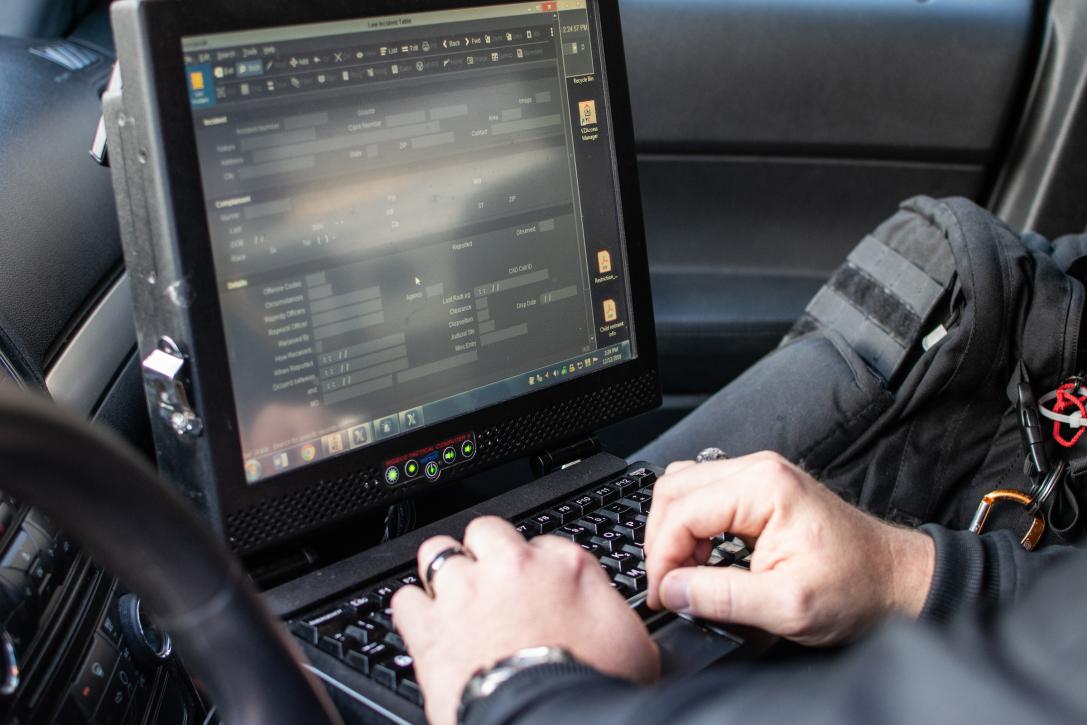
[917,523,990,623]
[462,661,628,725]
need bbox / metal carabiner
[968,489,1046,551]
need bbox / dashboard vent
[28,42,101,72]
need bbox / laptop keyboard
[288,467,751,707]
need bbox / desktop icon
[596,250,612,274]
[189,70,205,90]
[603,299,618,322]
[300,443,317,462]
[579,100,597,126]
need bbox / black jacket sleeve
[465,526,1087,725]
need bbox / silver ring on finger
[695,447,729,463]
[423,545,475,598]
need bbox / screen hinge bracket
[531,435,601,478]
[142,337,204,438]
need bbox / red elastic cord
[1052,383,1087,448]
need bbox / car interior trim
[45,274,136,415]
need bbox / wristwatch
[458,646,576,722]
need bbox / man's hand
[392,517,659,725]
[645,452,935,646]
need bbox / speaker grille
[224,370,658,552]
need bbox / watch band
[458,646,576,723]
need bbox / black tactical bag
[699,196,1087,545]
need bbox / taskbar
[242,340,633,483]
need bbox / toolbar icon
[597,250,612,274]
[375,415,400,440]
[579,100,597,126]
[272,451,289,471]
[422,41,431,52]
[323,431,345,454]
[348,423,372,448]
[244,459,262,482]
[400,407,424,431]
[300,443,317,462]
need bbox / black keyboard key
[613,476,640,495]
[601,551,638,572]
[615,568,648,592]
[556,524,590,542]
[621,492,652,514]
[514,522,534,538]
[611,580,636,599]
[527,513,559,534]
[344,595,378,616]
[590,531,625,552]
[399,678,423,705]
[568,495,595,515]
[373,653,415,690]
[629,468,657,485]
[319,634,347,659]
[369,608,395,630]
[345,622,384,645]
[384,631,406,650]
[614,519,646,543]
[579,542,602,557]
[373,583,402,607]
[399,572,421,588]
[550,504,578,524]
[346,642,390,675]
[600,503,632,523]
[578,514,610,534]
[293,608,348,644]
[622,541,646,560]
[588,486,618,506]
[290,621,319,645]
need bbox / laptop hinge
[531,435,602,478]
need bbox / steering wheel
[0,389,341,725]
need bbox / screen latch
[142,337,204,438]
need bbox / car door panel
[602,0,1041,455]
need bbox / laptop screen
[181,0,636,485]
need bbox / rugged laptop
[105,1,756,720]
